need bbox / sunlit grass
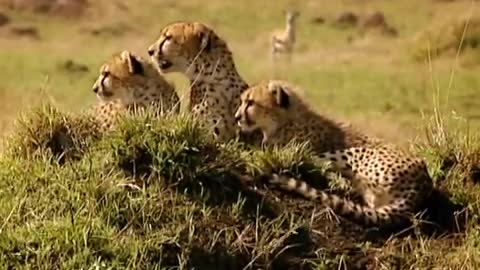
[0,0,478,140]
[0,0,480,268]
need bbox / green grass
[0,105,329,269]
[1,0,480,269]
[412,12,480,61]
[0,0,479,142]
[0,103,478,269]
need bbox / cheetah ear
[121,50,144,75]
[198,30,212,52]
[268,81,290,109]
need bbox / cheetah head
[147,21,213,76]
[92,50,147,104]
[235,80,294,138]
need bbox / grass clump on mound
[103,111,252,209]
[412,15,480,61]
[101,109,327,208]
[416,113,480,210]
[3,103,101,163]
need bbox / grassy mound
[0,104,479,269]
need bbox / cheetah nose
[92,86,98,93]
[147,48,154,57]
[235,114,241,122]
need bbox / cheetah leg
[192,104,235,142]
[211,117,234,141]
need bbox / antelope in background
[271,10,300,64]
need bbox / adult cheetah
[147,21,259,142]
[90,50,180,132]
[234,80,433,227]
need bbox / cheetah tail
[269,174,410,227]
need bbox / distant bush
[412,15,480,61]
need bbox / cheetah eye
[164,34,172,40]
[246,100,254,106]
[102,71,110,77]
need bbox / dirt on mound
[161,179,466,270]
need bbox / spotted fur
[89,50,180,132]
[147,21,256,142]
[234,80,433,227]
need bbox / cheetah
[234,80,433,227]
[147,21,259,142]
[271,10,300,63]
[89,50,180,132]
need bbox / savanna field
[0,0,480,269]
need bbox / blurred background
[0,0,478,145]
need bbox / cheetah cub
[234,80,433,227]
[89,50,180,132]
[271,10,300,63]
